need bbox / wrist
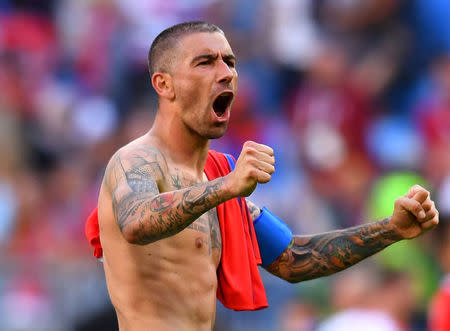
[221,174,238,201]
[384,217,404,242]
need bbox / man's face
[170,32,238,139]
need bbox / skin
[97,31,439,331]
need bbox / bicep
[106,148,162,230]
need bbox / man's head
[148,21,224,76]
[149,21,238,139]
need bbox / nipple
[195,237,203,249]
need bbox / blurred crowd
[0,0,449,330]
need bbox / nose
[217,60,234,84]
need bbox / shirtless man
[96,21,439,330]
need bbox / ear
[152,72,175,100]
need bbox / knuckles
[245,147,258,158]
[260,173,271,183]
[247,157,259,168]
[243,140,257,149]
[247,168,258,178]
[394,198,404,208]
[413,202,422,213]
[412,184,429,194]
[236,142,276,188]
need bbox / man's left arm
[246,185,439,283]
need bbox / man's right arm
[104,146,233,245]
[104,141,275,245]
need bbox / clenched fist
[389,185,439,239]
[225,141,275,197]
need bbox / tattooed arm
[246,187,439,283]
[245,199,389,281]
[103,141,275,245]
[104,146,234,245]
[265,220,399,283]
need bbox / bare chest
[165,167,222,266]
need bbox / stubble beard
[180,94,230,140]
[207,122,229,139]
[188,120,229,140]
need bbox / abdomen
[101,224,219,331]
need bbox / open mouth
[212,92,233,117]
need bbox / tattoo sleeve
[265,218,402,283]
[106,147,232,245]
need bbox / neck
[148,109,210,175]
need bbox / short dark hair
[148,21,224,76]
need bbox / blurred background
[0,0,449,330]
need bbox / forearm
[114,177,232,245]
[266,218,402,283]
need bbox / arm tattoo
[209,211,222,253]
[108,147,230,245]
[266,218,401,283]
[245,199,261,220]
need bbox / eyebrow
[191,53,236,64]
[223,54,236,62]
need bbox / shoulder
[117,143,167,165]
[103,143,169,192]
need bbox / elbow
[285,276,306,284]
[281,274,311,284]
[121,226,155,245]
[121,229,140,245]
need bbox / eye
[225,60,235,68]
[198,60,210,66]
